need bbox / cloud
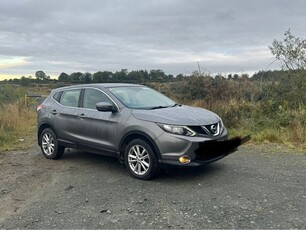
[0,0,305,79]
[0,56,28,69]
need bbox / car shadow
[59,148,228,183]
[157,163,226,182]
[61,149,124,167]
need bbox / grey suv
[37,83,246,179]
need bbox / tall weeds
[0,71,305,151]
[0,102,36,151]
[150,73,306,150]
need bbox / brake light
[37,104,44,111]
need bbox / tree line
[0,68,253,85]
[1,68,305,87]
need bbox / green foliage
[20,76,31,86]
[1,68,305,149]
[253,70,306,110]
[69,72,83,82]
[269,29,306,70]
[58,72,70,82]
[149,70,306,148]
[80,72,92,83]
[59,69,174,84]
[35,70,50,80]
[0,84,27,104]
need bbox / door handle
[78,113,86,119]
[51,110,57,115]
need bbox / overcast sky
[0,0,305,79]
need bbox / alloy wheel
[128,145,150,175]
[41,133,55,156]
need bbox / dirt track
[0,144,305,229]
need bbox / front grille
[188,126,208,136]
[202,122,220,136]
[188,122,221,137]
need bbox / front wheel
[125,139,159,180]
[40,128,65,159]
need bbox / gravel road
[0,145,305,229]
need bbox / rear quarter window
[52,92,62,102]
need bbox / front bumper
[156,129,249,168]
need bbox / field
[149,71,306,151]
[0,70,305,152]
[0,85,35,151]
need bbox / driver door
[78,88,119,151]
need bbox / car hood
[131,105,220,126]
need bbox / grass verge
[0,102,36,152]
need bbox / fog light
[179,155,191,164]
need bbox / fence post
[25,94,28,107]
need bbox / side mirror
[96,102,117,112]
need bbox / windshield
[109,86,176,109]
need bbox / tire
[40,128,65,159]
[124,139,159,180]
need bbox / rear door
[53,89,82,143]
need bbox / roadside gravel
[0,145,305,229]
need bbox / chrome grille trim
[202,122,220,136]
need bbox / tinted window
[59,89,81,107]
[83,89,113,110]
[52,92,62,102]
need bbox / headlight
[157,123,196,136]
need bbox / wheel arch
[118,131,161,163]
[37,122,57,146]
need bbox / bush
[150,71,306,149]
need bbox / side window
[83,89,113,110]
[59,89,81,107]
[52,91,62,102]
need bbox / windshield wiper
[148,105,171,110]
[147,104,181,110]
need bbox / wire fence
[25,94,47,109]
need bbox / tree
[69,72,83,82]
[93,71,112,82]
[35,70,49,80]
[92,71,103,82]
[20,76,31,86]
[149,69,165,81]
[58,72,70,82]
[269,29,306,71]
[80,72,92,83]
[113,69,128,82]
[241,73,249,80]
[176,74,184,81]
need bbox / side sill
[58,139,77,148]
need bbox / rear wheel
[40,128,65,159]
[125,139,159,180]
